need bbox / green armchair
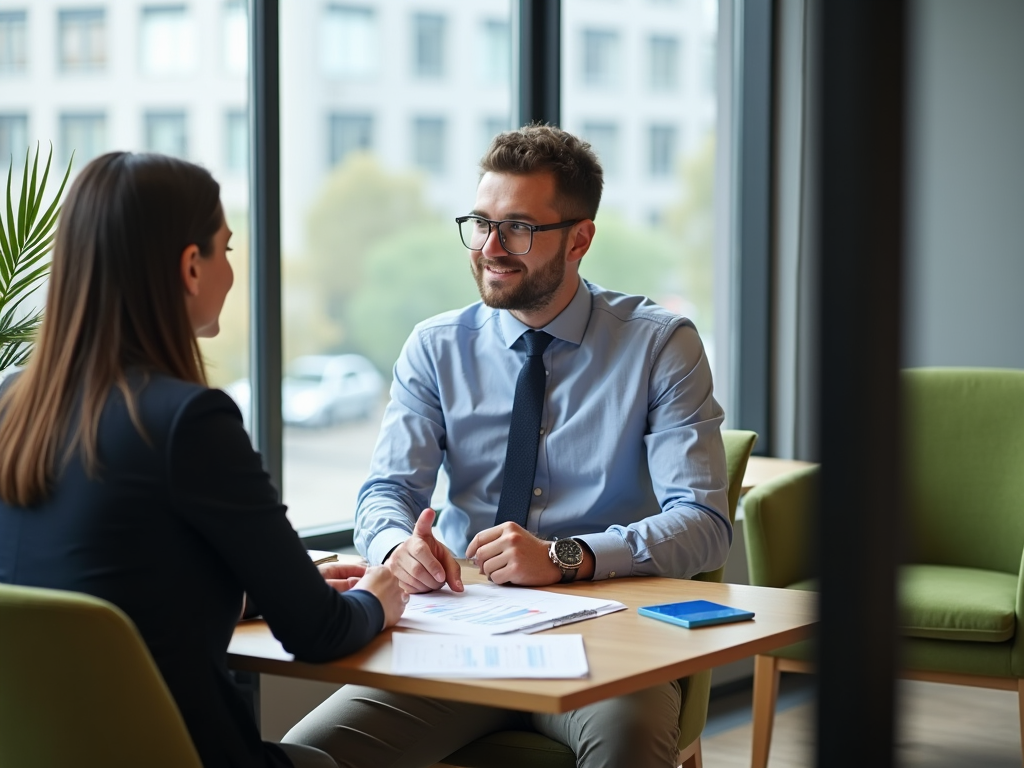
[743,367,1024,768]
[435,429,759,768]
[0,583,202,768]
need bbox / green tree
[578,213,677,301]
[303,153,436,338]
[346,222,480,375]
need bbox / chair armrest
[743,465,819,588]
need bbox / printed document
[397,583,626,636]
[392,632,589,678]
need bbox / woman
[0,152,407,768]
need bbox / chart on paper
[391,632,590,678]
[397,583,626,636]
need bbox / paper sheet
[391,632,589,678]
[397,583,626,636]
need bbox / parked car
[224,354,385,428]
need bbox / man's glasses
[455,215,579,256]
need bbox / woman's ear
[180,244,202,297]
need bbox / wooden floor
[702,676,1021,767]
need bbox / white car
[224,354,385,428]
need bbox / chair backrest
[0,583,203,768]
[693,429,759,585]
[904,368,1024,575]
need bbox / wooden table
[741,456,816,495]
[228,563,816,714]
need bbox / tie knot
[522,331,553,357]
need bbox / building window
[328,113,373,168]
[479,19,510,84]
[581,29,619,88]
[59,9,106,73]
[223,0,247,76]
[140,6,195,75]
[649,125,677,177]
[321,6,376,78]
[649,36,679,91]
[0,114,28,163]
[59,113,106,166]
[703,40,716,97]
[225,110,247,173]
[145,111,187,158]
[412,117,445,175]
[582,122,619,176]
[413,13,445,79]
[0,11,27,74]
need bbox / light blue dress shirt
[355,278,730,580]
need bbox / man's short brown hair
[480,124,604,221]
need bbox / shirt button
[539,427,545,435]
[533,488,542,496]
[609,571,616,578]
[545,370,550,376]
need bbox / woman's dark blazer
[0,372,383,768]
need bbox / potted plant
[0,144,73,378]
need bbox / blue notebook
[638,599,755,629]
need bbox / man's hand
[317,562,367,593]
[386,508,464,594]
[466,522,592,586]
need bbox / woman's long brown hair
[0,152,222,507]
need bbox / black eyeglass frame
[455,215,581,256]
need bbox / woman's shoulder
[125,373,243,438]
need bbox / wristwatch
[549,538,585,583]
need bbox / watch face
[554,538,584,567]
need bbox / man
[284,125,729,768]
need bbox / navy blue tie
[495,331,554,527]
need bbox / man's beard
[471,241,567,313]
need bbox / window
[140,6,195,75]
[480,20,510,84]
[59,9,106,72]
[412,117,445,175]
[563,0,720,390]
[581,122,619,176]
[145,111,187,158]
[481,116,510,156]
[0,114,28,163]
[702,40,716,96]
[649,125,677,177]
[279,2,513,532]
[413,13,445,78]
[59,113,106,166]
[649,36,680,91]
[321,6,376,78]
[581,29,619,88]
[225,110,247,173]
[0,11,27,74]
[328,113,373,168]
[223,0,247,76]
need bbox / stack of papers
[392,633,589,678]
[397,583,626,636]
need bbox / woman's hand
[318,562,367,593]
[351,565,409,628]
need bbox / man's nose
[480,225,508,257]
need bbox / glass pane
[281,0,513,531]
[563,0,720,378]
[0,1,251,427]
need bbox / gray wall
[905,0,1024,369]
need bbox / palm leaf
[0,143,74,373]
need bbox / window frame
[246,0,763,546]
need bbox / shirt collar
[497,277,593,349]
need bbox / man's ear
[565,220,596,265]
[180,244,202,297]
